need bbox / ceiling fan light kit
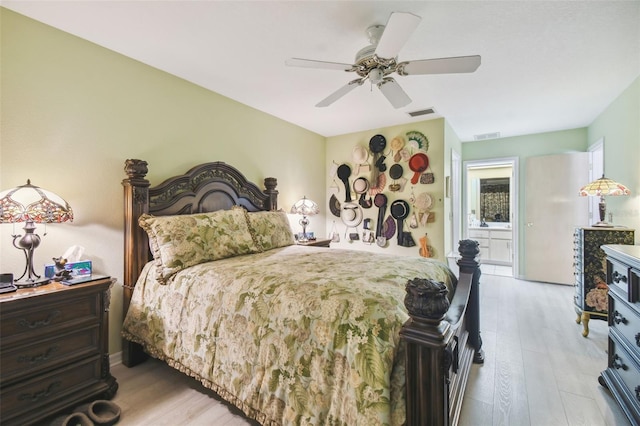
[286,11,481,109]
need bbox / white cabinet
[468,229,489,260]
[468,228,512,265]
[489,229,512,263]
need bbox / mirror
[479,178,510,222]
[467,166,512,226]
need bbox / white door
[524,153,589,284]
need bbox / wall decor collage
[329,130,436,257]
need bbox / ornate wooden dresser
[0,277,118,425]
[573,227,634,337]
[599,244,640,425]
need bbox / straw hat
[341,203,363,228]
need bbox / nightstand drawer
[0,355,103,425]
[609,293,640,355]
[608,339,640,411]
[1,293,100,344]
[1,325,101,384]
[609,257,630,298]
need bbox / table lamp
[290,196,319,242]
[579,174,630,227]
[0,180,73,287]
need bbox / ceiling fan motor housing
[355,53,397,80]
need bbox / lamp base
[14,277,50,288]
[591,221,614,228]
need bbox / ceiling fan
[286,12,481,109]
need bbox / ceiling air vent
[473,132,501,141]
[407,108,435,117]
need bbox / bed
[121,159,483,426]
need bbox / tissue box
[44,260,92,279]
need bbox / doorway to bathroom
[463,158,518,277]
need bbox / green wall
[461,74,640,271]
[462,128,589,274]
[588,76,640,234]
[0,9,326,354]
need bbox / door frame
[463,157,519,277]
[451,149,461,253]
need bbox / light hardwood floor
[108,272,631,426]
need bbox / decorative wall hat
[390,137,405,162]
[341,203,363,228]
[414,192,432,211]
[352,145,370,174]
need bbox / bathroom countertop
[468,225,512,230]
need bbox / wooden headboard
[121,158,278,317]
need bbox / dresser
[0,277,118,425]
[599,245,640,425]
[573,227,634,337]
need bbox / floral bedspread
[122,246,456,426]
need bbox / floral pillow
[139,209,260,284]
[245,210,295,251]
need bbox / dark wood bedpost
[400,239,481,426]
[459,240,484,364]
[121,159,151,367]
[264,177,278,211]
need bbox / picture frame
[296,232,314,240]
[445,176,451,198]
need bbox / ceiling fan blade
[286,57,354,71]
[377,78,412,109]
[316,79,364,107]
[399,55,481,75]
[374,12,421,59]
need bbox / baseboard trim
[110,351,122,368]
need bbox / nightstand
[0,276,118,425]
[296,238,331,248]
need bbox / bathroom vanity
[468,226,513,265]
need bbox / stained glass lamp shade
[579,175,630,227]
[0,180,73,286]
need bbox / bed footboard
[400,239,482,426]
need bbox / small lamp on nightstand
[290,196,319,242]
[0,180,73,287]
[579,174,630,227]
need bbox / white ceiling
[3,1,639,140]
